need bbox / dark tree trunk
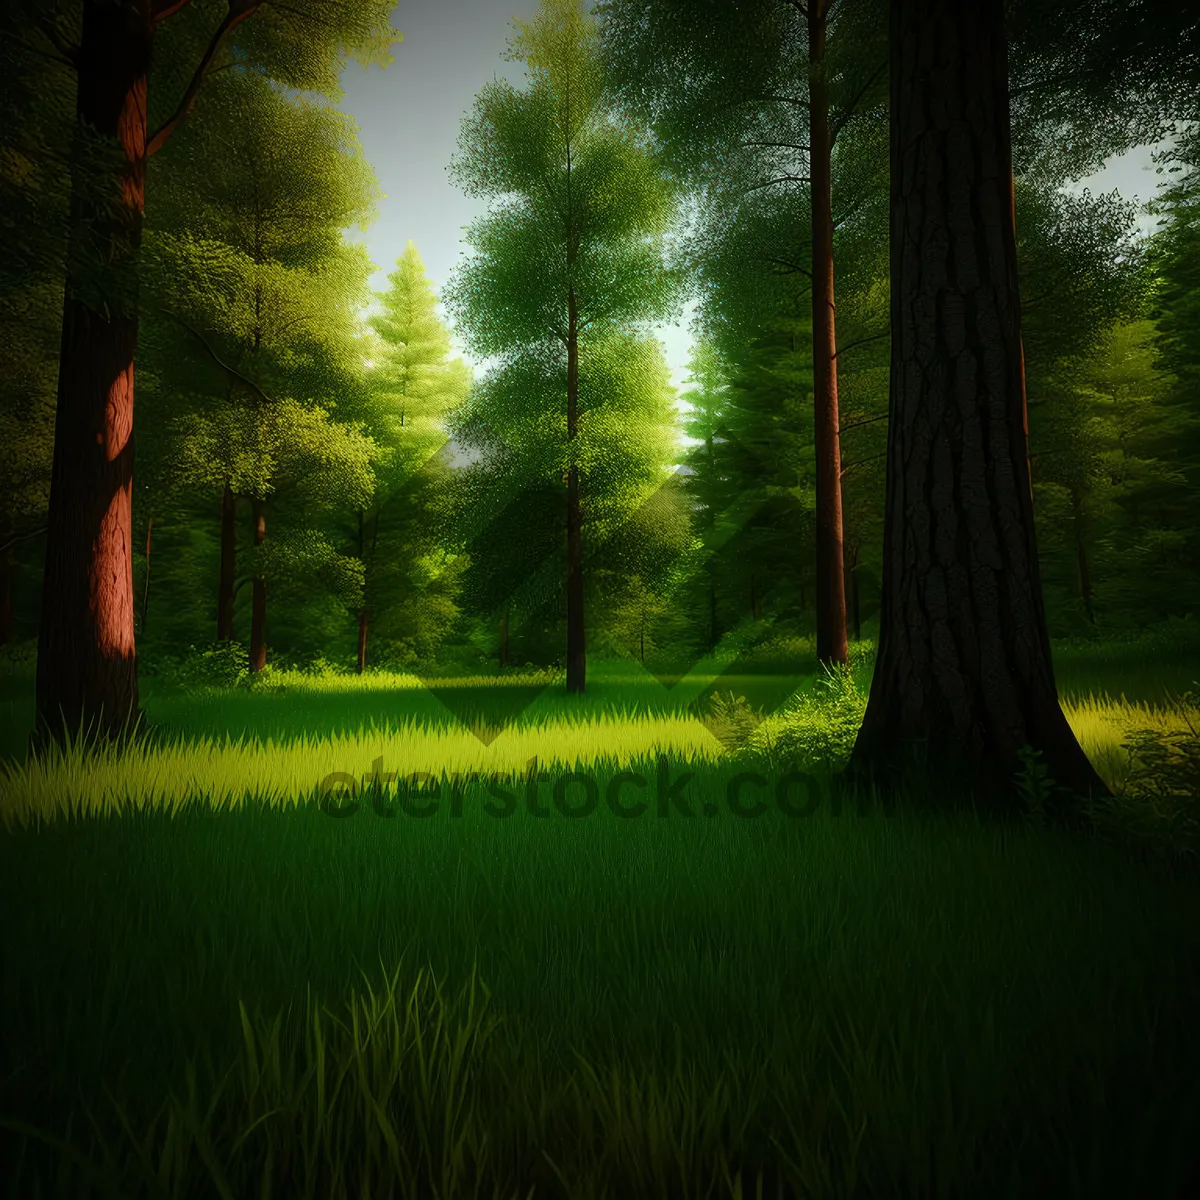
[845,541,861,643]
[217,482,236,640]
[808,0,850,669]
[140,515,153,635]
[356,609,368,674]
[36,2,151,739]
[1071,487,1095,625]
[847,0,1107,810]
[0,515,13,646]
[249,497,266,672]
[565,285,586,694]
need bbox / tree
[27,0,395,740]
[846,0,1108,810]
[352,241,470,672]
[599,0,889,668]
[143,68,382,671]
[444,0,680,693]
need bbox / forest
[1,0,1199,1196]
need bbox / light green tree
[444,0,681,692]
[339,241,471,671]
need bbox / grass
[1,632,1200,1197]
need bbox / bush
[742,663,868,772]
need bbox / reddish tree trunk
[808,0,850,669]
[36,2,151,739]
[847,0,1107,809]
[565,285,586,694]
[249,497,266,672]
[217,482,236,640]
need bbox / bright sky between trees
[338,0,1168,395]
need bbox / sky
[338,1,1170,394]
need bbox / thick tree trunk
[249,497,266,672]
[808,0,850,669]
[1071,487,1095,625]
[847,0,1107,810]
[140,515,153,635]
[36,2,151,739]
[217,482,236,640]
[565,285,586,694]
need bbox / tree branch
[762,255,812,280]
[830,59,887,142]
[167,311,274,406]
[147,1,263,157]
[0,525,47,555]
[153,0,195,21]
[837,411,889,435]
[839,451,887,478]
[740,140,808,153]
[744,173,810,194]
[832,330,888,359]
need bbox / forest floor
[1,631,1199,1197]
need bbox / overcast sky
[338,1,1169,393]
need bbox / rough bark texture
[249,497,266,672]
[217,482,236,640]
[36,1,150,739]
[847,0,1108,809]
[565,285,586,694]
[808,0,850,669]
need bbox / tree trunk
[847,0,1107,810]
[249,497,266,672]
[808,0,850,669]
[140,515,153,636]
[0,514,13,646]
[217,482,236,640]
[356,609,368,674]
[36,2,151,739]
[1070,486,1095,625]
[845,541,861,643]
[565,284,586,694]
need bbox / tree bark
[1070,486,1095,625]
[847,0,1107,810]
[808,0,850,669]
[36,2,151,739]
[565,284,586,694]
[217,482,236,640]
[140,515,153,635]
[249,497,266,672]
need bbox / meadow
[1,626,1199,1198]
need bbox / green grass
[1,634,1200,1197]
